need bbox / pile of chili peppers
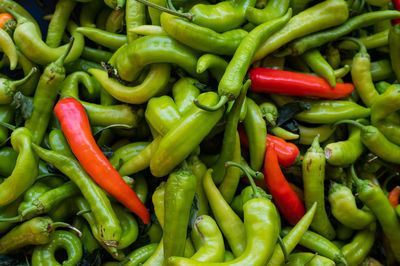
[0,0,400,265]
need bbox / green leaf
[188,193,200,234]
[276,101,311,126]
[11,92,33,126]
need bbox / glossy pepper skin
[249,68,354,99]
[0,127,37,207]
[264,143,305,225]
[32,230,83,266]
[150,92,224,177]
[302,137,336,240]
[168,197,280,266]
[54,98,149,224]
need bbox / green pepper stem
[5,7,26,23]
[20,205,38,219]
[50,222,82,237]
[194,95,228,112]
[11,67,37,88]
[303,252,319,265]
[277,235,289,264]
[55,38,75,66]
[332,119,368,131]
[225,161,261,198]
[0,121,16,131]
[76,209,92,216]
[350,164,363,187]
[341,37,367,55]
[334,64,350,79]
[0,215,21,223]
[134,0,192,20]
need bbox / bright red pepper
[393,0,400,25]
[388,186,400,208]
[54,98,150,224]
[264,143,305,225]
[249,68,354,99]
[238,125,299,167]
[0,13,13,29]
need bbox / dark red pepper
[393,0,400,25]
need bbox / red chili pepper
[238,125,299,167]
[388,186,400,208]
[54,98,150,224]
[393,0,400,25]
[264,143,305,225]
[249,68,354,99]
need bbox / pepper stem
[341,37,367,55]
[76,209,92,216]
[240,158,264,180]
[134,0,192,20]
[11,67,37,88]
[5,7,26,23]
[49,222,82,237]
[20,205,38,219]
[332,120,368,131]
[350,164,363,187]
[277,235,289,264]
[225,161,261,198]
[194,95,228,112]
[0,215,21,223]
[0,121,16,131]
[55,37,75,66]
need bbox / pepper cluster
[0,0,399,265]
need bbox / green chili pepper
[324,124,364,166]
[243,97,267,171]
[298,123,335,145]
[109,141,149,169]
[147,0,165,25]
[72,216,100,253]
[196,54,228,82]
[253,0,349,61]
[24,40,73,145]
[150,92,224,177]
[76,26,126,51]
[246,0,290,25]
[187,154,209,216]
[89,64,170,105]
[105,0,125,9]
[286,252,335,266]
[0,0,41,35]
[164,165,197,261]
[203,169,245,257]
[342,222,377,266]
[0,197,21,234]
[9,8,84,65]
[64,58,102,74]
[126,0,146,42]
[334,120,400,164]
[115,35,207,82]
[172,77,200,115]
[133,173,148,204]
[350,166,400,262]
[168,193,280,265]
[81,46,113,64]
[32,145,121,247]
[288,10,400,56]
[46,0,76,48]
[271,94,371,124]
[0,146,17,176]
[281,227,347,265]
[328,182,375,230]
[190,215,225,262]
[218,133,241,204]
[125,243,158,266]
[0,127,37,206]
[32,230,83,266]
[80,0,104,28]
[60,71,100,101]
[160,12,248,56]
[0,216,79,254]
[0,27,17,70]
[144,96,181,137]
[224,251,234,262]
[269,127,299,140]
[74,197,124,260]
[339,29,389,50]
[302,136,336,240]
[198,11,290,112]
[370,85,400,145]
[302,48,336,87]
[212,81,248,184]
[106,9,125,33]
[267,202,317,266]
[118,136,162,176]
[389,24,400,82]
[147,223,162,243]
[113,204,138,249]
